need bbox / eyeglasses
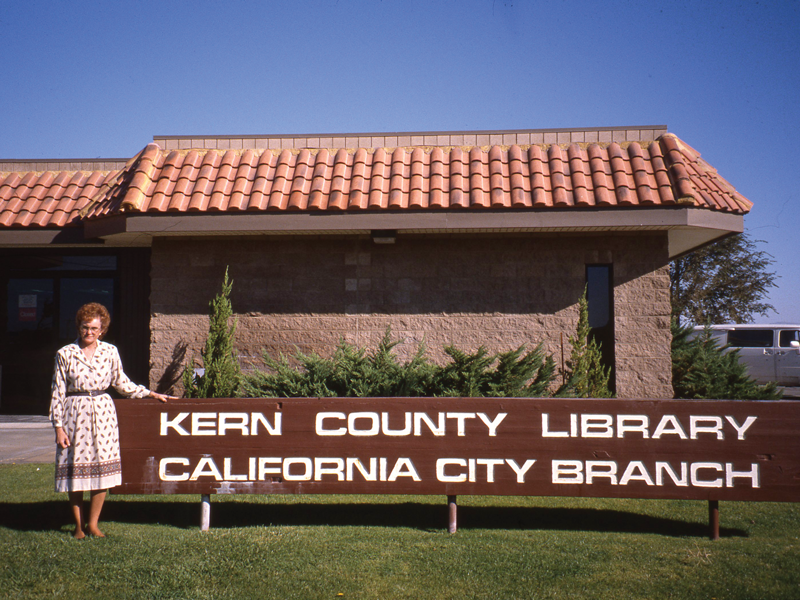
[80,325,102,333]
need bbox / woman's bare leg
[68,491,85,539]
[85,490,107,537]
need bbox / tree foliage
[241,329,435,398]
[431,344,556,398]
[671,321,781,400]
[241,328,557,398]
[670,233,778,325]
[182,267,240,398]
[559,289,612,398]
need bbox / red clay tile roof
[1,133,752,229]
[0,169,122,228]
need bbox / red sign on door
[18,295,37,321]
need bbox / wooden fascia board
[84,207,744,240]
[0,228,101,247]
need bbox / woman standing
[50,302,173,539]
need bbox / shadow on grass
[0,500,746,538]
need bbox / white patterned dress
[49,341,150,492]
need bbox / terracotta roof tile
[0,165,130,227]
[2,132,753,230]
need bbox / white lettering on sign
[656,462,688,486]
[541,414,757,440]
[381,413,411,436]
[315,411,507,437]
[315,458,345,480]
[297,457,422,482]
[161,413,190,436]
[348,413,379,436]
[582,415,614,438]
[617,415,650,438]
[435,458,535,483]
[446,413,476,436]
[551,460,760,488]
[224,457,247,481]
[505,459,537,483]
[725,416,758,440]
[585,461,617,484]
[347,458,377,481]
[160,412,282,436]
[388,458,421,481]
[190,457,223,480]
[690,417,724,440]
[477,412,507,436]
[414,413,444,436]
[159,457,190,481]
[652,415,687,439]
[283,458,312,481]
[192,413,216,435]
[146,402,778,500]
[158,456,422,483]
[619,461,654,486]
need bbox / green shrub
[241,328,557,398]
[430,344,556,397]
[182,267,241,398]
[241,329,435,398]
[671,321,781,400]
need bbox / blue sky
[2,0,798,322]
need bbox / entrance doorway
[0,252,150,415]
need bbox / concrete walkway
[782,386,800,399]
[0,415,55,464]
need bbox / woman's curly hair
[75,303,111,338]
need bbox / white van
[691,324,800,386]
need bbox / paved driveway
[0,417,55,464]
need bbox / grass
[1,464,799,599]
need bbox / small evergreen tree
[182,267,240,398]
[560,288,612,398]
[671,321,781,400]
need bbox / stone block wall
[148,233,672,399]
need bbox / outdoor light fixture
[371,230,397,244]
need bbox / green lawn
[2,464,798,599]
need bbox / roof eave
[0,227,104,248]
[82,207,743,258]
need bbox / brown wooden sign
[115,397,800,502]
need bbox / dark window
[6,255,117,273]
[7,279,55,333]
[727,329,773,348]
[586,265,611,328]
[585,264,615,392]
[779,330,800,348]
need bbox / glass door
[1,257,117,414]
[4,279,58,414]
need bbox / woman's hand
[149,392,176,403]
[55,427,70,449]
